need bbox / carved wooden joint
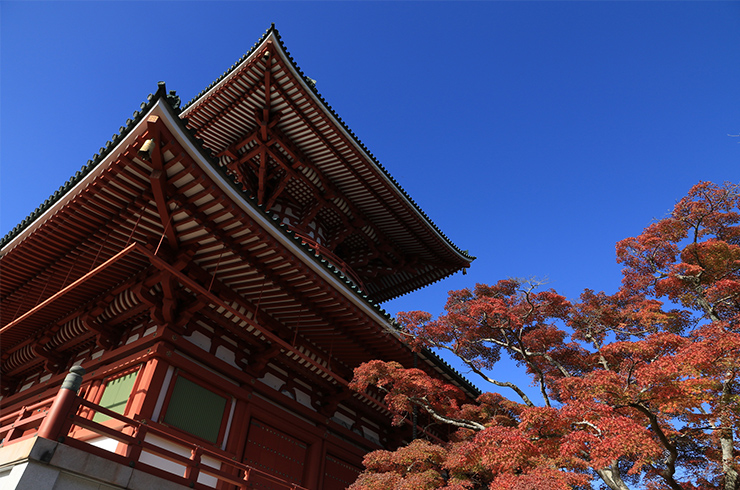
[248,343,282,377]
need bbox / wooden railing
[0,396,55,446]
[0,369,308,490]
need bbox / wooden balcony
[0,371,308,490]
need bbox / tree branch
[451,349,537,408]
[409,396,486,431]
[595,461,631,490]
[629,402,685,490]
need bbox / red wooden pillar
[228,401,251,456]
[118,349,169,458]
[217,397,252,490]
[303,431,325,490]
[129,350,170,421]
[38,366,85,441]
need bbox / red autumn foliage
[349,182,740,490]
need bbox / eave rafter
[183,42,425,282]
[265,55,424,253]
[188,266,356,384]
[217,102,409,279]
[1,250,154,379]
[0,190,156,325]
[169,191,398,366]
[217,115,355,229]
[108,127,405,368]
[183,42,276,151]
[143,115,178,250]
[0,129,199,375]
[1,72,432,394]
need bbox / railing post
[240,468,252,490]
[37,366,85,442]
[3,406,30,443]
[124,421,147,463]
[184,446,202,485]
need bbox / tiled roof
[2,83,479,399]
[1,29,480,399]
[181,24,475,266]
[0,84,180,251]
[179,91,482,398]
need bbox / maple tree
[349,182,740,490]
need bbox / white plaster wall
[139,433,219,487]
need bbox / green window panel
[93,369,139,423]
[163,375,227,444]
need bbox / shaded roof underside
[1,27,479,403]
[0,94,480,400]
[180,27,472,302]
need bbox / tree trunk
[721,375,738,490]
[721,430,738,490]
[596,463,631,490]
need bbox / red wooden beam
[146,116,178,251]
[0,243,140,343]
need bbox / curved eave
[0,89,358,327]
[158,98,395,328]
[0,92,169,254]
[180,26,474,296]
[1,81,479,401]
[166,98,480,398]
[0,91,397,341]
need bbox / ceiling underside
[181,34,471,302]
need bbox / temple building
[0,26,475,490]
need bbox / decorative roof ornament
[303,75,317,89]
[167,90,181,111]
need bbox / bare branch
[409,396,486,431]
[630,402,684,490]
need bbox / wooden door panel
[243,419,307,488]
[323,454,361,490]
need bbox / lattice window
[92,366,140,423]
[162,375,228,444]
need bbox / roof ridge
[0,88,166,250]
[180,24,277,113]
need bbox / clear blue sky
[2,2,739,399]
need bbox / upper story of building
[0,25,480,490]
[1,25,473,306]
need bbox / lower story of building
[0,329,408,490]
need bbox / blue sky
[2,2,739,399]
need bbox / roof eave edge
[179,26,473,266]
[180,27,277,116]
[0,90,166,256]
[157,98,406,339]
[267,30,474,266]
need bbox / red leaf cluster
[350,182,740,490]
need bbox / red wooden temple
[0,26,475,490]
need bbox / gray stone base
[0,437,190,490]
